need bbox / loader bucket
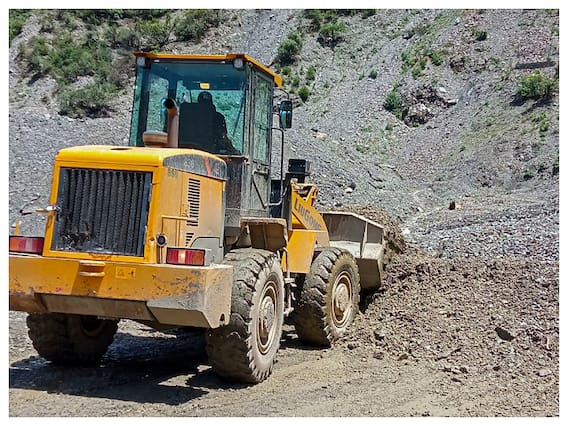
[322,211,386,290]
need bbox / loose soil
[8,204,559,417]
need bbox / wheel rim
[331,271,353,329]
[257,279,278,355]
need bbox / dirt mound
[339,245,559,413]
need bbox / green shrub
[304,9,324,31]
[9,9,31,44]
[472,27,488,41]
[298,86,310,102]
[401,50,417,71]
[20,31,126,118]
[384,90,401,112]
[288,30,303,47]
[48,35,112,84]
[277,31,303,65]
[369,70,378,79]
[306,65,316,82]
[105,25,140,49]
[411,63,424,78]
[19,35,52,75]
[59,82,118,118]
[532,112,550,134]
[430,50,444,66]
[175,9,220,41]
[318,22,345,45]
[136,17,174,50]
[383,90,407,120]
[517,71,558,100]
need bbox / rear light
[166,248,206,266]
[9,236,44,254]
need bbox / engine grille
[51,168,152,257]
[186,178,200,246]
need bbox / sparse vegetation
[304,9,375,32]
[532,112,550,134]
[174,9,220,42]
[277,30,303,65]
[471,27,488,41]
[429,50,444,66]
[306,65,316,82]
[20,33,113,85]
[13,9,225,118]
[19,31,120,117]
[318,22,346,46]
[135,16,175,50]
[516,71,558,100]
[298,86,310,102]
[9,9,31,44]
[384,90,408,120]
[58,82,118,118]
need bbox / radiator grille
[187,178,200,223]
[51,168,152,257]
[185,178,200,247]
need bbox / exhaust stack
[164,98,179,148]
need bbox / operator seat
[178,102,215,150]
[178,91,229,153]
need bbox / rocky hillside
[9,9,559,244]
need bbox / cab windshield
[129,60,248,155]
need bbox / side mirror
[279,100,293,129]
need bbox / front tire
[206,248,284,383]
[27,313,118,365]
[294,247,361,346]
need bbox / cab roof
[134,51,282,87]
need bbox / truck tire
[206,248,284,383]
[294,247,361,346]
[26,313,118,366]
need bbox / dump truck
[9,52,391,383]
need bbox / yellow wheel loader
[9,53,391,383]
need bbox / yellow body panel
[282,230,316,273]
[9,254,232,328]
[10,145,230,327]
[280,182,330,274]
[42,145,225,264]
[54,145,222,166]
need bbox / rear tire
[27,313,118,365]
[294,247,360,346]
[206,248,284,383]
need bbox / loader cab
[129,53,285,239]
